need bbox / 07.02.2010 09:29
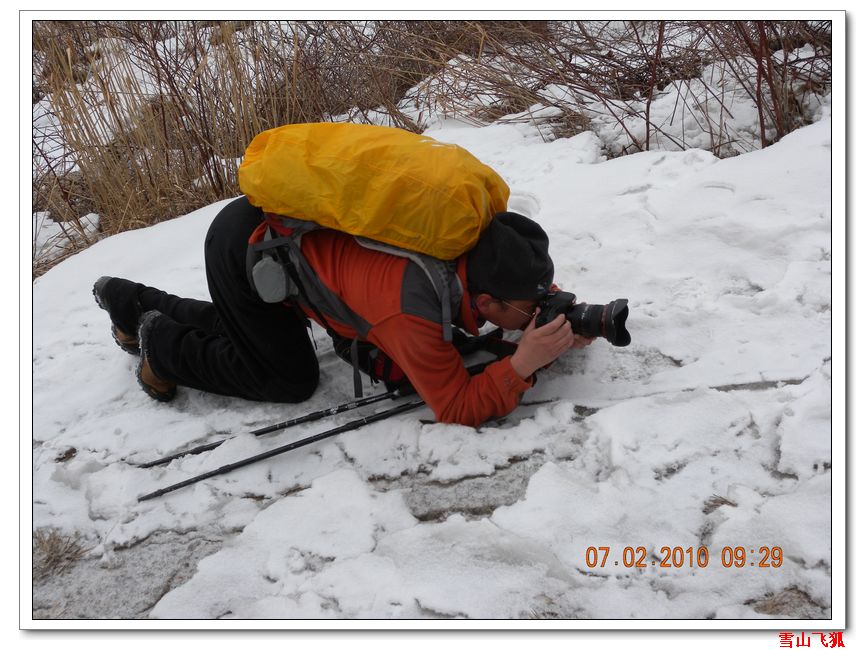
[584,545,784,569]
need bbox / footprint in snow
[619,184,653,196]
[699,181,736,193]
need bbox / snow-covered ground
[30,105,833,623]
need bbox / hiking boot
[135,310,177,402]
[93,276,143,355]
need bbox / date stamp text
[584,545,784,569]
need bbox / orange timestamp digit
[585,545,610,568]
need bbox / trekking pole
[137,398,425,502]
[137,388,404,468]
[137,356,497,469]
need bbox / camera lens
[568,303,606,339]
[564,299,631,347]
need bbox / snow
[29,106,835,625]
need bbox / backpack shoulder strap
[354,238,462,342]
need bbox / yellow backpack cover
[238,122,510,260]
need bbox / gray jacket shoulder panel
[400,260,463,326]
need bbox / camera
[535,291,631,347]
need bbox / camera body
[535,291,631,347]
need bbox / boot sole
[135,362,177,402]
[136,310,177,402]
[93,276,140,355]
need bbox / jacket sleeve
[368,314,533,427]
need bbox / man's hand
[572,334,595,349]
[510,312,575,380]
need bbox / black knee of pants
[147,197,319,403]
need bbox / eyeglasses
[499,299,537,319]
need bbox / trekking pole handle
[137,399,424,502]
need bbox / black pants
[140,197,319,402]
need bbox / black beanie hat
[467,212,554,301]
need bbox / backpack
[239,123,511,396]
[238,122,509,260]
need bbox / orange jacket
[295,229,532,426]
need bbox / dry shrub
[32,19,831,276]
[434,20,831,151]
[700,20,832,146]
[32,528,88,581]
[32,19,550,275]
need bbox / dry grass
[32,528,89,581]
[748,587,826,618]
[31,20,831,277]
[702,494,739,514]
